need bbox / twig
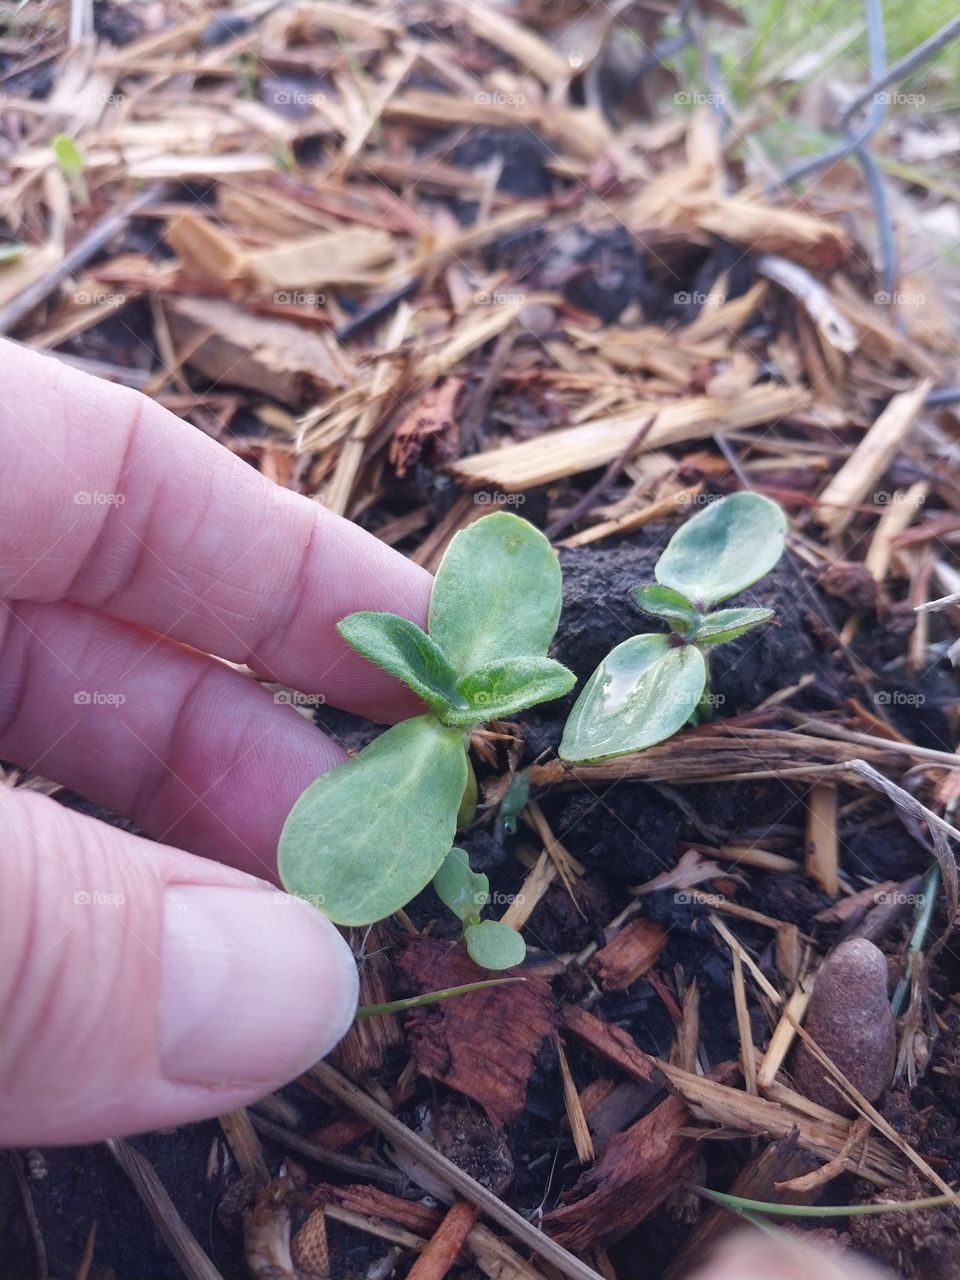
[248,1114,408,1189]
[545,417,655,541]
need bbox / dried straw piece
[450,386,810,490]
[219,1109,270,1186]
[108,1139,225,1280]
[864,481,930,581]
[556,1038,596,1164]
[730,947,758,1094]
[815,381,932,535]
[709,914,783,1005]
[805,782,840,896]
[757,979,814,1091]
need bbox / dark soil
[8,515,954,1280]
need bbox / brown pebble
[792,938,896,1114]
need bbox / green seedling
[433,846,525,969]
[279,512,575,941]
[694,1185,960,1219]
[52,133,88,204]
[560,492,787,764]
[356,976,523,1019]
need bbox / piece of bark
[395,937,557,1126]
[589,917,668,991]
[332,923,402,1076]
[543,1094,696,1250]
[311,1183,443,1238]
[165,295,356,406]
[407,1201,480,1280]
[560,1006,659,1085]
[791,939,896,1114]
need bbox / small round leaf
[463,920,526,970]
[428,513,563,675]
[559,634,706,764]
[655,493,787,607]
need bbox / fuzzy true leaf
[433,847,487,925]
[632,584,700,630]
[692,606,774,645]
[428,513,563,675]
[464,920,526,970]
[559,634,706,764]
[442,656,575,726]
[337,611,466,717]
[278,715,468,925]
[655,493,787,607]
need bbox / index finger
[0,341,431,720]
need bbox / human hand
[0,340,431,1145]
[688,1230,892,1280]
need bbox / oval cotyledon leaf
[559,634,706,764]
[464,919,526,970]
[428,512,563,675]
[655,492,787,608]
[278,715,468,925]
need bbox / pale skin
[0,341,885,1280]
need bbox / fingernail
[159,886,357,1086]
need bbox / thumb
[0,788,358,1145]
[688,1231,894,1280]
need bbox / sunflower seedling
[560,492,787,764]
[279,512,575,944]
[432,846,525,970]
